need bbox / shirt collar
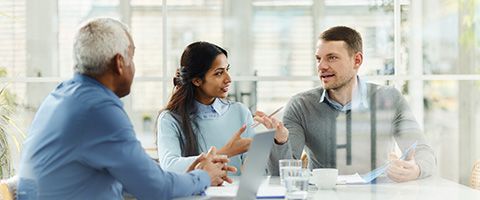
[319,76,369,112]
[72,73,123,106]
[194,98,230,119]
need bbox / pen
[250,106,284,128]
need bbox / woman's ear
[192,77,202,87]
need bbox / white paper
[257,184,286,198]
[336,173,368,184]
[205,183,236,197]
[205,183,285,198]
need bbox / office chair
[471,160,480,190]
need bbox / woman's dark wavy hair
[158,41,227,157]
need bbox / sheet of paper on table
[337,173,368,184]
[205,182,286,198]
[337,141,418,185]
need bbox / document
[205,182,285,198]
[256,185,286,199]
[205,184,236,197]
[337,173,367,184]
[337,141,418,184]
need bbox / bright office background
[0,0,479,186]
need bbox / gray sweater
[269,83,436,179]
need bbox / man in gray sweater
[263,26,436,182]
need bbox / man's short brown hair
[319,26,363,55]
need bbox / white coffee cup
[310,168,338,189]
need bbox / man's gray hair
[73,18,131,75]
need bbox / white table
[175,176,480,200]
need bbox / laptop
[205,130,281,200]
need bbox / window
[2,0,479,185]
[0,0,26,77]
[58,0,120,78]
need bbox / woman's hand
[253,111,289,144]
[218,125,253,158]
[189,147,237,186]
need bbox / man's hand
[209,154,237,184]
[386,149,421,182]
[218,125,252,158]
[186,153,207,173]
[254,111,289,144]
[193,147,237,186]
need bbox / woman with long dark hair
[156,41,256,174]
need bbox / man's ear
[353,52,363,70]
[192,77,202,87]
[112,53,125,75]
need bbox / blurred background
[0,0,479,186]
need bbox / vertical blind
[58,0,120,78]
[0,0,26,77]
[253,0,315,111]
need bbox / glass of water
[279,159,302,185]
[284,168,309,200]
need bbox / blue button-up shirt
[320,76,369,112]
[17,74,210,200]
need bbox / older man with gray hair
[17,18,233,200]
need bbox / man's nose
[317,60,328,71]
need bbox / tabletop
[174,176,480,200]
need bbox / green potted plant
[0,68,25,179]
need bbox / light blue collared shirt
[157,98,255,175]
[320,76,369,112]
[194,98,230,119]
[17,74,210,200]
